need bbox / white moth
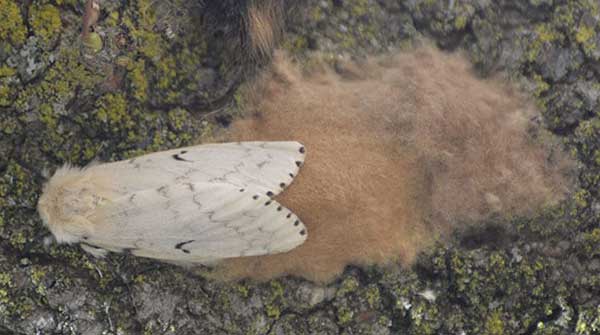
[37,141,308,264]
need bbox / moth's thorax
[38,165,105,243]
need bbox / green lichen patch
[579,228,600,257]
[297,0,411,57]
[484,310,506,335]
[0,65,18,107]
[525,23,564,63]
[576,305,600,335]
[264,280,285,319]
[117,0,214,109]
[94,93,131,131]
[413,0,476,39]
[29,4,62,46]
[0,0,27,48]
[0,161,38,209]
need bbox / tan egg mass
[215,46,573,283]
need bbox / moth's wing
[85,182,307,263]
[103,141,306,197]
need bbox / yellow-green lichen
[484,310,505,335]
[337,277,360,297]
[128,59,149,102]
[54,0,78,5]
[366,285,381,308]
[39,103,58,129]
[350,0,370,17]
[167,108,189,131]
[410,301,439,335]
[0,85,12,107]
[526,23,563,62]
[155,41,207,105]
[166,108,193,146]
[137,30,163,60]
[120,1,208,106]
[593,149,600,166]
[488,252,506,270]
[532,73,551,97]
[235,283,250,298]
[0,66,16,78]
[127,0,163,61]
[106,11,120,27]
[576,25,595,45]
[30,267,48,297]
[0,289,9,310]
[575,25,598,57]
[581,228,600,256]
[454,15,468,30]
[0,273,12,288]
[536,23,561,43]
[265,303,280,319]
[2,161,31,207]
[575,305,600,335]
[0,0,27,47]
[16,48,100,117]
[310,6,324,21]
[136,0,157,28]
[552,1,599,60]
[29,4,62,45]
[9,231,27,249]
[573,189,590,210]
[264,280,284,319]
[94,93,132,132]
[154,56,177,90]
[134,274,146,284]
[337,306,353,325]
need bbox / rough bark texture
[1,0,600,334]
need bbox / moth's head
[37,164,90,244]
